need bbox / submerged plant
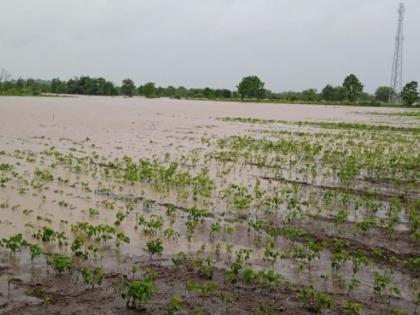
[80,266,104,289]
[47,254,72,274]
[297,286,332,313]
[122,276,156,309]
[145,238,164,261]
[1,233,28,254]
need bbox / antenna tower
[389,3,405,103]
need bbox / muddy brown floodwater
[0,96,419,315]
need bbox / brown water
[0,96,418,314]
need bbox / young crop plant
[297,286,333,313]
[145,238,164,261]
[138,214,164,236]
[80,266,104,289]
[243,268,257,285]
[255,270,284,290]
[197,257,214,279]
[166,295,184,315]
[29,244,42,261]
[222,184,253,211]
[35,226,68,246]
[33,169,54,181]
[346,278,361,296]
[342,301,364,315]
[372,270,401,310]
[1,233,28,254]
[47,254,72,274]
[172,251,187,269]
[0,163,14,171]
[163,227,179,241]
[122,276,156,310]
[185,280,219,300]
[88,208,99,217]
[209,222,222,242]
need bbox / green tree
[237,76,265,100]
[401,81,418,106]
[121,78,136,97]
[50,78,65,94]
[203,87,215,99]
[301,89,319,102]
[343,74,364,102]
[320,85,335,101]
[375,86,394,103]
[0,69,12,92]
[142,82,158,98]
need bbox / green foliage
[145,238,164,259]
[253,303,275,315]
[120,158,214,198]
[255,270,283,289]
[80,266,104,289]
[140,82,158,98]
[346,278,361,295]
[373,270,400,302]
[34,169,54,181]
[122,277,156,309]
[408,257,420,273]
[0,163,14,171]
[375,86,394,103]
[185,280,218,298]
[223,184,253,210]
[237,76,265,100]
[88,208,99,217]
[1,233,28,254]
[343,301,364,315]
[47,254,72,273]
[121,78,136,97]
[34,226,68,247]
[172,251,187,268]
[0,72,413,106]
[138,215,164,236]
[56,76,118,95]
[401,81,419,106]
[71,222,130,246]
[29,244,42,261]
[243,268,256,284]
[297,286,332,313]
[321,84,346,102]
[166,295,184,315]
[197,257,214,279]
[343,74,364,102]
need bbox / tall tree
[301,89,319,102]
[237,76,265,100]
[121,79,135,97]
[142,82,158,98]
[374,86,394,103]
[343,74,364,102]
[401,81,418,107]
[0,69,11,92]
[320,85,335,101]
[50,78,64,94]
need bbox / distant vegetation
[0,68,418,107]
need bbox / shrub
[122,277,156,309]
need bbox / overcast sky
[1,0,419,93]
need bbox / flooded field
[0,96,419,314]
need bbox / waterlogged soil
[0,96,419,314]
[0,257,402,315]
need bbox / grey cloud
[0,0,419,92]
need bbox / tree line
[0,69,418,106]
